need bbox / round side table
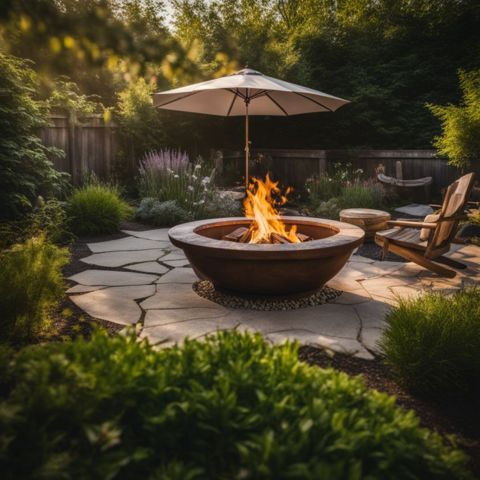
[339,208,391,240]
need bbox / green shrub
[0,53,69,219]
[313,198,342,219]
[67,183,133,236]
[0,330,472,479]
[339,180,386,209]
[138,150,218,219]
[0,236,69,343]
[136,198,193,226]
[379,288,480,397]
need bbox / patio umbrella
[153,68,349,186]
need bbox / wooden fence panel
[39,115,119,183]
[223,148,469,193]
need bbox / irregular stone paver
[67,284,106,294]
[156,268,198,284]
[125,262,169,275]
[159,251,187,262]
[81,249,166,268]
[266,330,373,360]
[145,317,240,344]
[161,259,191,268]
[88,237,169,253]
[122,229,170,241]
[144,307,228,328]
[70,285,155,325]
[67,229,480,360]
[140,283,217,309]
[69,269,158,286]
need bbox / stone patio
[68,228,480,360]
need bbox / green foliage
[312,198,342,220]
[428,70,480,169]
[136,198,193,226]
[67,182,133,236]
[0,235,69,344]
[138,151,218,219]
[172,0,480,150]
[47,78,103,117]
[340,180,386,209]
[307,162,364,205]
[0,53,69,219]
[379,288,480,397]
[116,78,166,158]
[0,330,473,479]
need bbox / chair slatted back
[427,173,475,256]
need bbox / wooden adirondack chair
[375,172,476,278]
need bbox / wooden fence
[39,114,120,183]
[40,116,470,194]
[222,148,465,193]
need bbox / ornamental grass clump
[0,330,473,479]
[137,149,216,219]
[0,235,69,343]
[379,288,480,397]
[67,182,133,236]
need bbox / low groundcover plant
[0,330,472,479]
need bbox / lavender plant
[137,149,216,218]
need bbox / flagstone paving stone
[66,229,480,359]
[156,268,199,284]
[125,262,170,275]
[88,236,169,253]
[70,285,155,325]
[81,249,166,268]
[122,228,170,241]
[69,269,158,286]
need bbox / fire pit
[169,217,364,295]
[169,176,364,295]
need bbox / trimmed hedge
[379,288,480,397]
[0,331,472,479]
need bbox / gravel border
[193,280,341,311]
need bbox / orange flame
[244,174,300,243]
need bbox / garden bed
[299,346,480,476]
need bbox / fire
[244,174,301,243]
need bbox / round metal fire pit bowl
[168,216,364,295]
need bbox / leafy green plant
[313,198,342,219]
[0,53,69,219]
[0,330,472,479]
[379,288,480,397]
[0,236,69,344]
[428,70,480,169]
[67,183,133,236]
[306,162,364,205]
[138,150,218,219]
[339,179,386,209]
[136,198,193,226]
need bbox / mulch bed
[299,346,480,476]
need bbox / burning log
[222,227,250,242]
[223,227,313,244]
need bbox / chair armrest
[429,204,442,209]
[387,220,437,229]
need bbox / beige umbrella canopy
[153,68,349,186]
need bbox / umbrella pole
[245,102,249,188]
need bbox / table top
[339,208,391,219]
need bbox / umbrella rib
[154,91,201,108]
[293,92,333,112]
[226,90,238,116]
[265,92,289,116]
